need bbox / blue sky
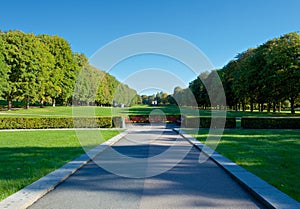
[1,0,300,94]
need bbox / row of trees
[0,30,139,109]
[173,32,300,114]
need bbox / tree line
[171,32,300,114]
[0,30,139,110]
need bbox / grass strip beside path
[188,129,300,202]
[0,130,120,201]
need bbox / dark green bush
[0,117,116,129]
[241,117,300,129]
[183,116,236,128]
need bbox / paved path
[29,126,264,209]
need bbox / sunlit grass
[0,105,299,118]
[0,130,120,201]
[188,128,300,202]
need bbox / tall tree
[39,35,77,106]
[0,34,10,98]
[265,32,300,114]
[1,30,54,109]
[189,72,210,108]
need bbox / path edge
[0,131,128,209]
[174,128,300,209]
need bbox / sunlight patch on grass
[0,130,120,201]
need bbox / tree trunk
[250,102,254,112]
[52,98,56,107]
[7,96,12,111]
[290,98,295,114]
[40,100,44,108]
[267,103,271,112]
[259,103,264,112]
[279,102,282,112]
[272,102,276,113]
[26,96,30,109]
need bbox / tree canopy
[0,30,139,109]
[173,32,300,113]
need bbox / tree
[219,60,239,110]
[173,86,184,106]
[39,35,77,106]
[1,30,54,109]
[264,32,300,114]
[73,64,102,105]
[0,35,9,98]
[189,72,210,109]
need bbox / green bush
[241,117,300,129]
[0,117,116,129]
[183,116,236,128]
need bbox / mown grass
[0,130,120,201]
[0,106,122,118]
[188,129,300,202]
[0,105,299,118]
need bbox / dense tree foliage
[0,30,138,109]
[0,35,9,98]
[184,32,300,113]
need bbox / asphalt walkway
[28,125,264,209]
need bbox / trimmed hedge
[182,116,236,128]
[127,115,181,123]
[241,117,300,129]
[0,117,122,129]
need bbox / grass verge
[188,129,300,202]
[0,129,120,201]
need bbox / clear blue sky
[1,0,299,94]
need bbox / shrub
[0,117,116,129]
[127,115,181,123]
[182,116,236,128]
[241,117,300,129]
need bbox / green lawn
[0,106,123,117]
[1,105,298,118]
[0,129,120,201]
[188,129,300,202]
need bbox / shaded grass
[0,130,120,201]
[188,129,300,202]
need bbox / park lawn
[0,105,299,118]
[0,129,120,201]
[188,129,300,202]
[0,106,124,118]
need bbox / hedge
[0,117,123,129]
[241,117,300,129]
[182,116,236,128]
[127,115,181,123]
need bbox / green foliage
[0,35,9,98]
[185,32,300,113]
[0,30,138,109]
[0,117,122,129]
[241,117,300,129]
[0,31,55,109]
[182,116,236,128]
